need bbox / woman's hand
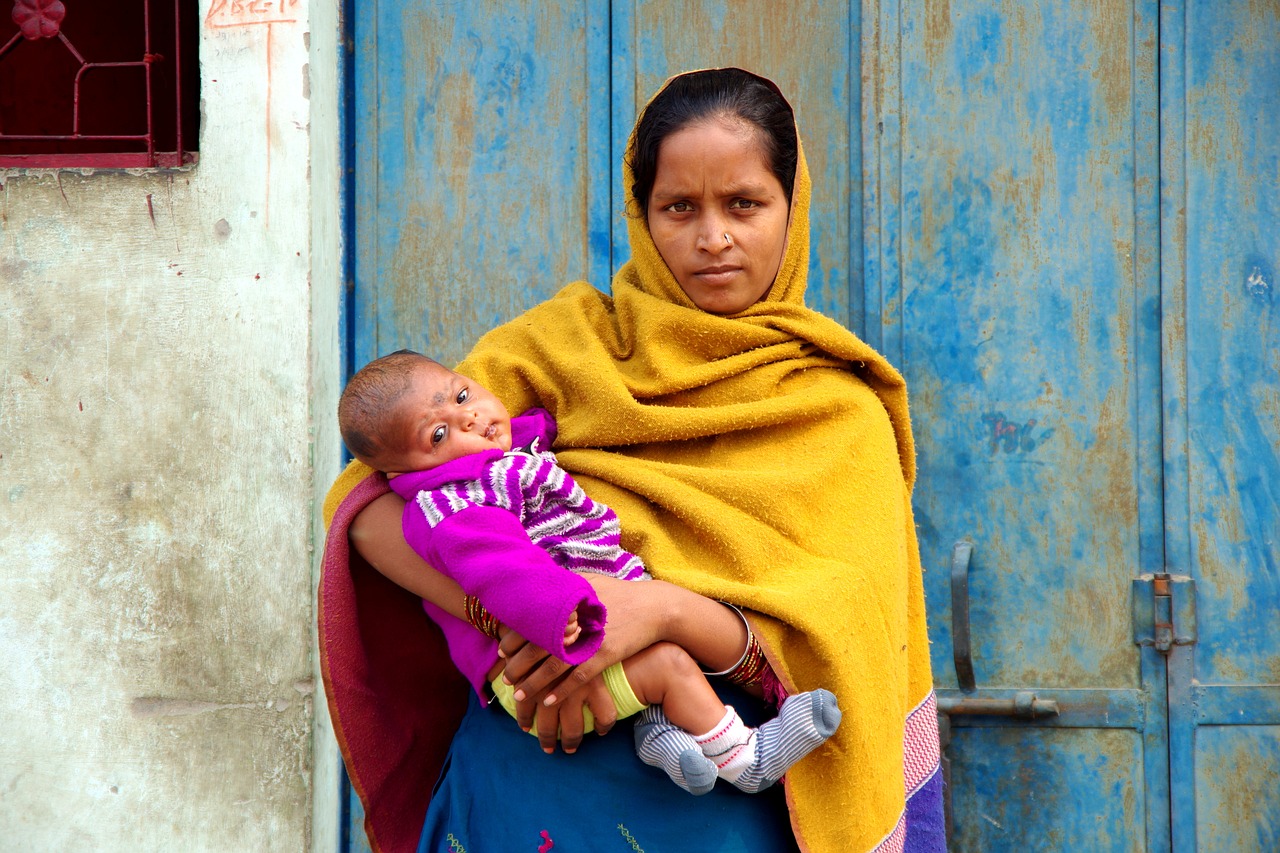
[502,575,750,712]
[533,674,618,755]
[498,628,618,754]
[501,576,669,711]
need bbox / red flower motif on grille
[12,0,66,39]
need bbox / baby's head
[339,350,512,475]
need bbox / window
[0,0,198,168]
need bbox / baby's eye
[431,425,447,445]
[456,388,469,404]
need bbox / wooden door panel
[896,0,1154,689]
[879,0,1166,846]
[948,728,1147,851]
[1193,726,1280,852]
[1175,1,1280,849]
[353,0,612,369]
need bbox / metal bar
[351,0,379,369]
[1159,1,1196,849]
[1193,685,1280,725]
[858,0,882,351]
[937,687,1147,730]
[846,0,864,336]
[608,0,636,269]
[77,61,151,69]
[0,31,22,60]
[57,31,87,65]
[71,61,153,137]
[174,0,183,161]
[950,540,975,691]
[0,152,177,168]
[144,0,155,164]
[938,693,1059,720]
[0,134,151,141]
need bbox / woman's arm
[351,491,622,754]
[350,491,467,620]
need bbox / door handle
[945,540,1059,719]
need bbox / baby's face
[377,362,512,474]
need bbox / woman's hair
[629,68,798,214]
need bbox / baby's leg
[624,643,724,796]
[621,641,727,734]
[632,706,717,796]
[695,689,842,794]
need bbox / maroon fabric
[318,473,469,853]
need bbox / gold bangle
[463,593,501,639]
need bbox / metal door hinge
[1133,573,1197,654]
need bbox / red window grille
[0,0,198,168]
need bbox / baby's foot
[728,689,841,794]
[633,706,718,795]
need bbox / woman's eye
[432,426,447,445]
[665,201,692,213]
[730,198,758,210]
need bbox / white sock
[693,705,757,784]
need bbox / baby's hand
[563,610,581,646]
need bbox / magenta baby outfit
[388,408,649,699]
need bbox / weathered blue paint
[1174,0,1280,850]
[947,727,1146,851]
[1194,726,1280,852]
[352,0,613,370]
[886,0,1166,846]
[342,1,1280,850]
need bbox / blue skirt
[420,684,800,852]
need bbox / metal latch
[1133,572,1196,654]
[937,690,1059,719]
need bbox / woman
[320,68,945,852]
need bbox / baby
[338,349,841,795]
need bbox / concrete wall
[0,1,341,848]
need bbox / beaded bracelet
[463,593,502,639]
[703,602,768,688]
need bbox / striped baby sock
[696,689,842,794]
[633,706,719,796]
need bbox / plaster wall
[0,2,341,848]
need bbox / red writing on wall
[205,0,300,28]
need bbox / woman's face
[646,119,790,315]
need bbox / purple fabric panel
[904,767,947,852]
[517,408,556,446]
[387,450,502,499]
[419,506,607,664]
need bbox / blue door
[343,2,1280,850]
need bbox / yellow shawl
[326,74,937,853]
